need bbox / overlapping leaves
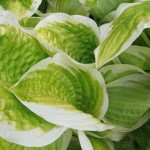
[0,7,48,87]
[0,85,67,147]
[0,0,150,150]
[11,53,111,131]
[101,64,150,129]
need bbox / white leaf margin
[34,13,100,42]
[95,1,150,68]
[11,53,112,132]
[0,123,67,147]
[20,0,42,19]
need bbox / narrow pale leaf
[78,131,93,150]
[78,131,114,150]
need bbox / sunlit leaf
[95,1,150,68]
[11,53,112,131]
[0,85,67,147]
[34,13,100,63]
[19,17,42,28]
[0,8,48,87]
[0,130,71,150]
[0,0,42,19]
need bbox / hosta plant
[0,0,150,150]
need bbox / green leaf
[0,0,42,19]
[145,28,150,39]
[101,64,150,129]
[0,130,71,150]
[11,53,112,131]
[34,13,100,63]
[19,17,42,28]
[90,128,128,142]
[133,31,150,47]
[114,136,135,150]
[79,0,134,19]
[79,0,97,9]
[100,11,116,24]
[0,8,48,87]
[0,85,67,147]
[114,120,150,150]
[133,120,150,150]
[100,64,146,84]
[88,136,114,150]
[119,45,150,71]
[67,136,82,150]
[95,1,150,68]
[78,131,114,150]
[47,0,88,16]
